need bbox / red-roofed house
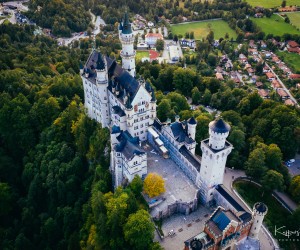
[285,99,295,106]
[272,79,281,89]
[266,72,275,81]
[145,33,163,47]
[289,74,300,80]
[277,89,289,99]
[288,41,299,48]
[256,82,263,88]
[258,89,270,99]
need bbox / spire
[151,90,156,102]
[96,52,105,70]
[126,94,132,109]
[188,117,197,125]
[209,117,230,134]
[122,12,132,34]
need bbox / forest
[0,23,161,250]
[1,0,300,248]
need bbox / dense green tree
[173,68,197,96]
[124,209,155,250]
[245,148,267,180]
[289,176,300,203]
[129,175,143,197]
[261,170,285,193]
[155,39,164,52]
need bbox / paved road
[2,0,29,12]
[265,61,299,107]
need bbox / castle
[81,12,237,204]
[81,13,269,249]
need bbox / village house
[272,79,281,89]
[145,33,163,47]
[287,40,300,54]
[180,39,196,49]
[285,99,295,106]
[254,12,264,18]
[257,89,270,99]
[256,81,263,88]
[266,72,275,81]
[216,72,224,81]
[289,74,300,80]
[277,88,289,100]
[249,40,257,49]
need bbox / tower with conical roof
[119,12,136,77]
[198,117,233,204]
[249,202,268,239]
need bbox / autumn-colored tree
[143,173,165,198]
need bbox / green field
[286,12,300,29]
[277,51,300,72]
[251,14,300,36]
[171,20,237,40]
[245,0,300,8]
[136,51,149,61]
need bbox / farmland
[171,20,237,40]
[286,12,300,29]
[245,0,300,8]
[251,14,300,36]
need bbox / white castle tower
[95,53,110,127]
[119,12,136,77]
[250,202,268,239]
[199,118,233,202]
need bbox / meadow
[277,51,300,73]
[171,20,237,40]
[136,51,149,61]
[286,12,300,29]
[245,0,300,8]
[251,14,300,36]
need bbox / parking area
[286,154,300,176]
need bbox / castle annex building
[184,202,268,250]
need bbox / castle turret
[95,52,110,127]
[198,117,233,204]
[208,118,231,150]
[149,90,156,124]
[250,202,268,239]
[119,12,136,77]
[188,117,197,141]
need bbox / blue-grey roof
[215,185,245,212]
[179,145,200,171]
[170,121,195,144]
[255,202,267,213]
[211,211,231,231]
[112,125,121,134]
[82,50,102,80]
[121,12,132,34]
[115,131,145,160]
[112,105,126,117]
[96,52,105,70]
[209,118,230,133]
[106,57,140,104]
[188,117,197,125]
[238,211,252,223]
